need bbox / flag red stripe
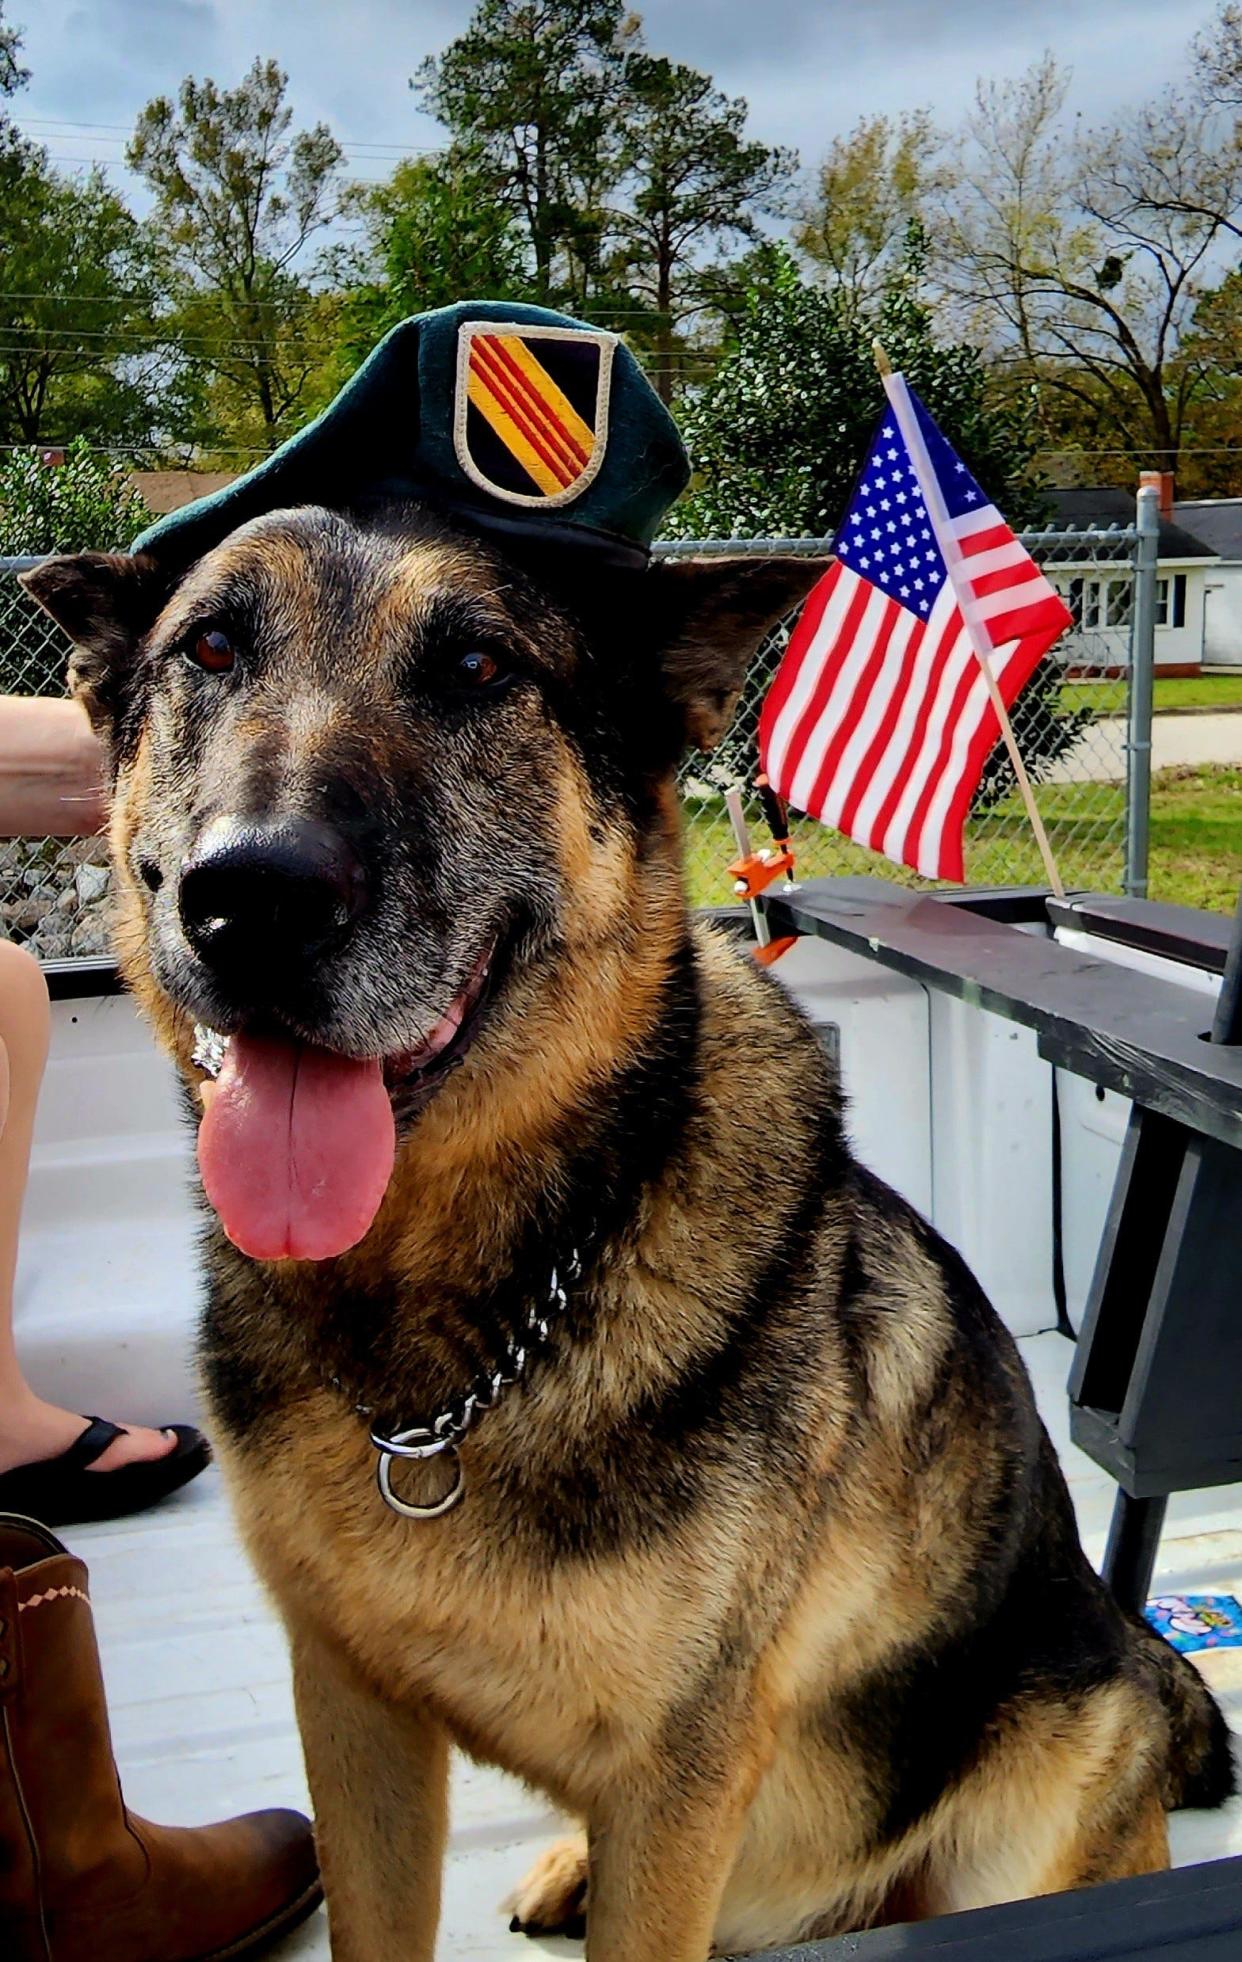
[903,646,984,874]
[758,568,838,757]
[978,595,1071,647]
[937,625,1059,876]
[803,596,902,819]
[866,602,964,859]
[470,346,576,487]
[937,694,1000,881]
[779,577,875,795]
[908,610,1060,875]
[958,521,1013,558]
[969,561,1050,601]
[836,620,923,840]
[476,335,590,468]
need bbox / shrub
[0,437,153,556]
[0,441,154,696]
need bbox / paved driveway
[1048,710,1242,783]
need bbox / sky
[16,0,1225,204]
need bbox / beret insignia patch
[454,320,615,509]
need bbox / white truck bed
[15,985,1242,1958]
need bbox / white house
[1043,488,1218,675]
[1173,499,1242,670]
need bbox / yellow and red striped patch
[454,323,614,509]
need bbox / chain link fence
[0,529,1139,958]
[659,528,1137,908]
[0,558,111,959]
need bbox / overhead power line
[0,327,719,376]
[22,120,444,163]
[0,290,330,308]
[22,115,443,157]
[22,117,138,131]
[0,291,727,326]
[16,154,417,186]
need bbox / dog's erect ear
[19,552,170,738]
[649,557,829,752]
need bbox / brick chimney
[1138,469,1174,520]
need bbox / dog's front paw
[504,1833,589,1940]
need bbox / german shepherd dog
[26,509,1233,1960]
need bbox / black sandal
[0,1417,211,1526]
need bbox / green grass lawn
[1063,674,1242,716]
[683,764,1242,916]
[1142,764,1242,914]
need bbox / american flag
[758,376,1072,881]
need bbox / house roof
[1046,488,1216,561]
[1174,499,1242,562]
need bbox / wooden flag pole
[872,342,1066,901]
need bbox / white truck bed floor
[14,1001,1242,1954]
[58,1332,1242,1960]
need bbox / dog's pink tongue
[197,1034,395,1262]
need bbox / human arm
[0,697,106,838]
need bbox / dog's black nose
[178,816,366,979]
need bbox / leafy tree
[1167,270,1242,495]
[414,0,633,309]
[604,53,795,400]
[0,15,153,565]
[0,7,170,449]
[335,156,531,371]
[667,246,1044,540]
[1196,3,1242,108]
[796,112,949,320]
[128,59,346,452]
[940,51,1242,478]
[0,0,26,98]
[0,161,168,447]
[0,0,29,189]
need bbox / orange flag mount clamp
[725,778,799,968]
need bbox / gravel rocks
[74,860,110,907]
[0,835,112,959]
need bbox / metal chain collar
[363,1246,580,1520]
[193,1022,584,1522]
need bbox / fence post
[1124,485,1159,899]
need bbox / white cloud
[16,0,1225,196]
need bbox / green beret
[133,301,691,570]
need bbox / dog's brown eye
[189,630,236,674]
[457,649,506,688]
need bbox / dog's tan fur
[24,510,1232,1961]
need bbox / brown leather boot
[0,1514,322,1960]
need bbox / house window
[1153,574,1187,628]
[1054,571,1186,633]
[1069,575,1131,629]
